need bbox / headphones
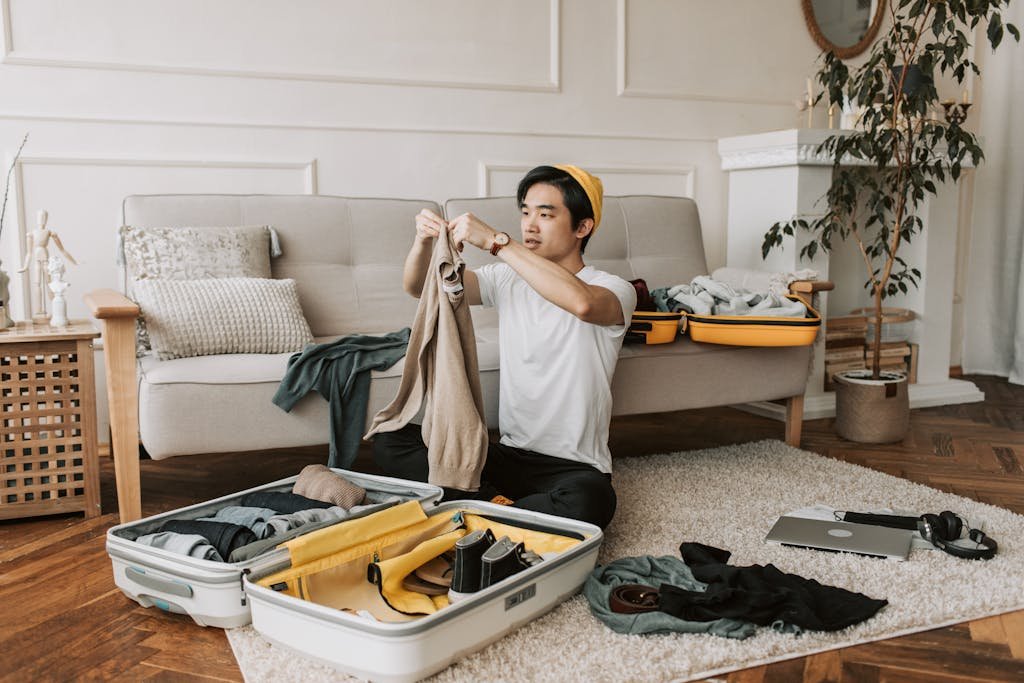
[917,510,998,561]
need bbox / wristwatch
[489,231,511,256]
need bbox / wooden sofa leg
[785,394,804,448]
[85,289,142,522]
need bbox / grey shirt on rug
[584,555,755,639]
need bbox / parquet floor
[1,374,1021,682]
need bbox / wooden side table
[1,320,102,519]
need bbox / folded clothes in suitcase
[245,500,603,683]
[686,294,821,347]
[106,470,443,628]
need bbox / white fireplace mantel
[717,128,983,420]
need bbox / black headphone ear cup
[919,513,942,543]
[939,511,963,540]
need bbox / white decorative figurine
[18,209,78,322]
[47,255,69,327]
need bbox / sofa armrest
[84,289,142,522]
[84,288,140,320]
[788,279,834,308]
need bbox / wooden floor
[1,374,1022,682]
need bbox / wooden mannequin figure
[18,209,78,323]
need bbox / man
[374,165,636,529]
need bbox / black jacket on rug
[659,542,888,633]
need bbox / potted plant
[763,0,1019,443]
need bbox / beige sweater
[364,231,488,491]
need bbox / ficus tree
[763,0,1019,378]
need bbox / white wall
[0,0,824,439]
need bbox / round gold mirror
[802,0,886,59]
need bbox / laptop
[765,515,913,561]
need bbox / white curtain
[963,2,1024,384]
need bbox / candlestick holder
[941,101,972,126]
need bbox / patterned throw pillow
[120,225,275,352]
[132,278,313,361]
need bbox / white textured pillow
[120,225,276,353]
[132,278,313,360]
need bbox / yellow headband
[554,164,603,232]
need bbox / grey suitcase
[106,469,442,627]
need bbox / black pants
[372,423,617,529]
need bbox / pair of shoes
[447,529,542,603]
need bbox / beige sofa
[87,194,828,522]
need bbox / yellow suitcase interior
[255,500,582,622]
[686,294,820,347]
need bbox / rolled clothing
[226,498,405,562]
[159,519,257,560]
[583,555,754,638]
[293,464,367,509]
[263,507,346,538]
[198,505,280,539]
[135,531,224,562]
[239,490,336,515]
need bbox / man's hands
[416,209,500,253]
[447,212,499,253]
[415,209,447,244]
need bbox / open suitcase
[106,469,443,628]
[686,294,821,346]
[244,499,602,683]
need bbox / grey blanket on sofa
[273,328,411,468]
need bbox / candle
[962,88,969,104]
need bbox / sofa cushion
[122,196,443,338]
[133,277,313,360]
[136,332,503,460]
[121,224,274,281]
[121,224,276,351]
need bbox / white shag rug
[227,440,1024,682]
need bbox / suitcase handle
[126,566,194,599]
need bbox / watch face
[495,232,510,245]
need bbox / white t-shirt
[475,263,637,474]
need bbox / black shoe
[479,536,532,589]
[447,528,496,603]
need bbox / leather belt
[609,583,660,614]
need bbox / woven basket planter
[833,370,909,443]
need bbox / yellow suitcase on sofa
[686,295,821,347]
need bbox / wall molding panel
[11,155,317,312]
[616,0,794,106]
[0,112,711,144]
[478,161,696,198]
[1,0,561,93]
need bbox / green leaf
[1008,23,1020,42]
[988,13,1004,49]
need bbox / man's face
[519,183,584,262]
